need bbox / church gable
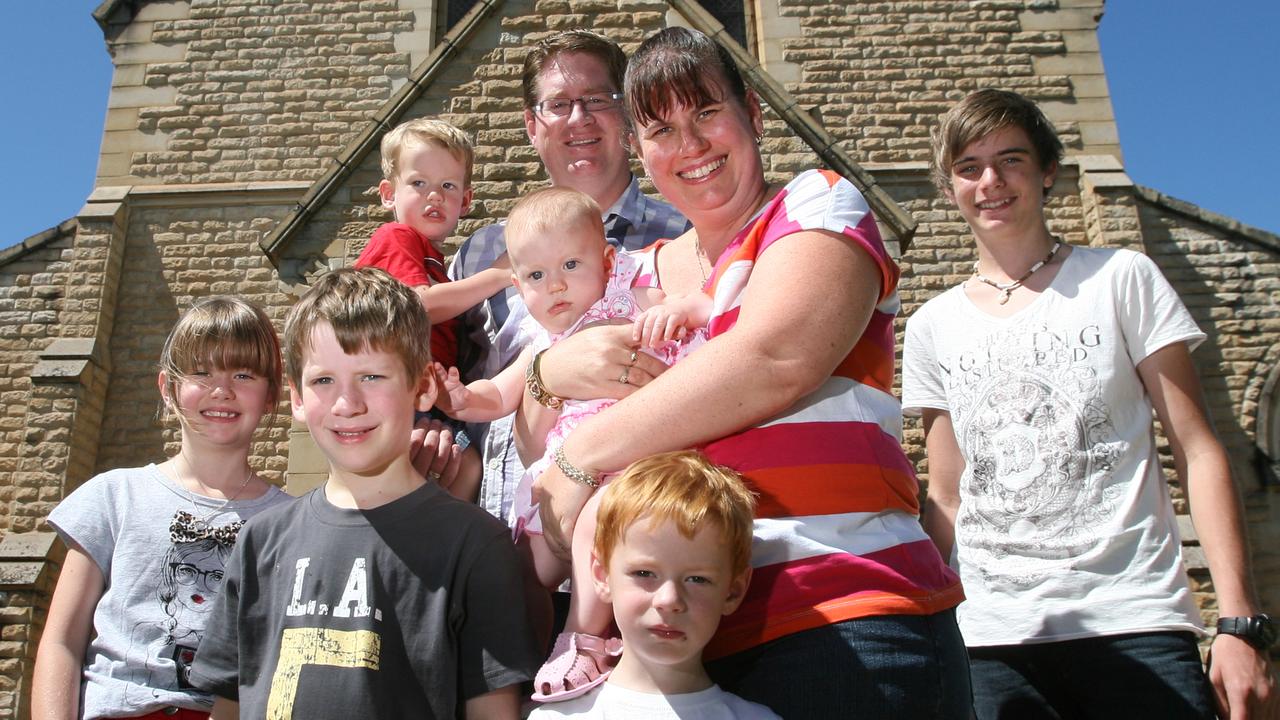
[267,0,917,283]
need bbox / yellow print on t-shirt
[266,627,380,719]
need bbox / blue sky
[2,3,1277,247]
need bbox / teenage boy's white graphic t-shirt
[903,246,1206,646]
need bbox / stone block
[0,562,44,588]
[112,41,190,66]
[107,84,180,110]
[1079,121,1120,147]
[1018,7,1102,31]
[1032,54,1103,76]
[1039,97,1115,124]
[135,1,191,22]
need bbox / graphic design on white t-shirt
[946,322,1124,589]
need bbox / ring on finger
[627,349,638,366]
[619,366,631,385]
[427,471,442,481]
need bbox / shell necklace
[972,239,1062,304]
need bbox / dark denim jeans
[969,631,1214,720]
[707,609,974,719]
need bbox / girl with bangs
[33,297,291,720]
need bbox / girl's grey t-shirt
[47,463,290,719]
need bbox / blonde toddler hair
[380,117,475,186]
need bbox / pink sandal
[531,631,624,702]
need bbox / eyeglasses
[170,562,224,589]
[533,92,624,119]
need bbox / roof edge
[260,0,503,267]
[0,219,78,269]
[1133,185,1280,255]
[93,0,143,34]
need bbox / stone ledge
[87,185,132,203]
[31,338,109,386]
[1082,170,1134,191]
[1072,154,1124,172]
[0,532,57,590]
[1134,185,1280,255]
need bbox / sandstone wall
[772,0,1118,163]
[98,0,434,187]
[0,1,1276,714]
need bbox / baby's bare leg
[563,491,613,636]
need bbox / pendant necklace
[972,239,1062,304]
[693,236,710,285]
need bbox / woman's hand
[540,324,667,400]
[409,417,462,486]
[532,462,595,563]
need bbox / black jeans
[969,631,1214,719]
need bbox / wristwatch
[1216,614,1277,650]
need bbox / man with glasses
[448,30,688,524]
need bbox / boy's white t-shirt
[528,682,781,719]
[902,246,1206,646]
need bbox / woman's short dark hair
[625,27,748,129]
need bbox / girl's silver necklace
[177,455,253,528]
[972,239,1062,304]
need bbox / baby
[433,186,709,700]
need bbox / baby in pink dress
[433,187,708,702]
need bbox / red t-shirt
[354,223,458,368]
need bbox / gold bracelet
[553,446,600,489]
[526,349,564,410]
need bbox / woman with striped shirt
[528,27,971,718]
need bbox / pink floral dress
[510,251,706,535]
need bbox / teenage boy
[190,268,540,719]
[448,30,688,524]
[529,450,778,719]
[902,88,1276,719]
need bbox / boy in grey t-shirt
[190,268,539,719]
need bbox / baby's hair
[159,296,282,418]
[380,117,475,186]
[595,450,756,576]
[505,187,605,265]
[283,267,431,390]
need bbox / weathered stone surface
[1,2,1278,716]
